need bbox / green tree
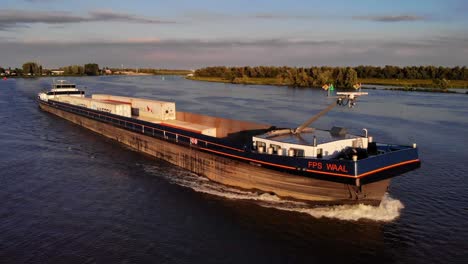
[317,69,333,86]
[42,68,51,75]
[383,65,398,78]
[223,68,234,81]
[84,63,100,76]
[22,62,41,75]
[292,69,308,87]
[462,66,468,80]
[71,65,84,75]
[343,67,358,89]
[14,68,23,76]
[333,68,344,87]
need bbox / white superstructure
[253,129,369,158]
[38,80,84,101]
[251,91,372,158]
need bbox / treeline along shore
[3,61,467,93]
[190,65,468,90]
[0,61,191,77]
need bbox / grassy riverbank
[187,76,468,90]
[362,78,468,88]
[187,76,286,85]
[112,69,192,75]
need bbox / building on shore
[51,70,65,75]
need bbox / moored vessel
[37,80,420,205]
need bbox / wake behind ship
[37,80,420,206]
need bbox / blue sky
[0,0,467,68]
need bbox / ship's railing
[48,100,245,153]
[375,143,412,153]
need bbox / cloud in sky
[252,13,317,20]
[1,37,466,68]
[185,10,427,23]
[0,9,174,30]
[352,15,428,22]
[87,10,175,24]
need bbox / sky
[0,0,467,69]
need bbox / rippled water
[1,76,467,263]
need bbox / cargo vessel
[38,80,420,205]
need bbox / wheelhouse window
[270,144,281,154]
[290,148,304,157]
[316,148,323,159]
[54,84,76,89]
[256,141,266,152]
[47,91,84,95]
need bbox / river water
[1,76,467,263]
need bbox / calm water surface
[0,76,467,263]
